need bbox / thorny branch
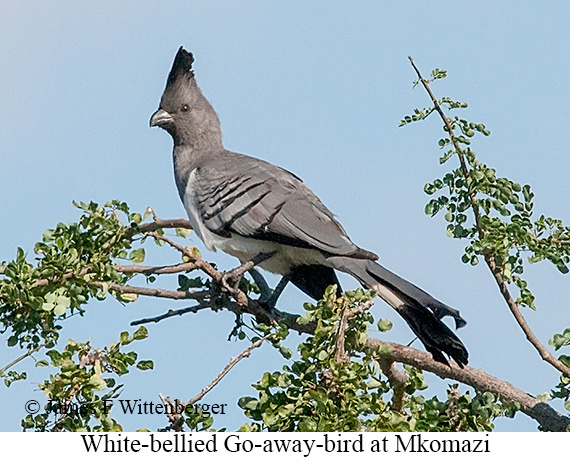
[408,56,570,380]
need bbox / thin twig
[334,302,351,364]
[335,299,374,364]
[408,56,570,379]
[159,333,274,431]
[50,383,83,432]
[0,340,51,375]
[187,333,274,405]
[33,262,198,288]
[90,281,210,302]
[136,218,193,234]
[115,263,199,276]
[130,302,211,326]
[158,394,185,432]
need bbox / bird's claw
[219,253,275,296]
[220,270,243,295]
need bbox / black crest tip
[167,47,195,85]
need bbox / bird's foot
[219,252,275,296]
[220,268,246,295]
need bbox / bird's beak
[149,109,174,128]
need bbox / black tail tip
[397,302,469,368]
[428,344,468,368]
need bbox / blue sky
[1,1,570,432]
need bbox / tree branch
[366,338,570,432]
[148,232,251,307]
[91,249,567,430]
[408,56,570,379]
[378,358,407,412]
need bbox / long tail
[326,256,469,367]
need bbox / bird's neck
[174,127,223,151]
[172,144,223,200]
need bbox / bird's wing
[191,154,377,259]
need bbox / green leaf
[56,296,71,308]
[297,314,313,325]
[424,183,436,195]
[120,331,131,345]
[119,293,138,302]
[238,397,259,411]
[133,326,149,340]
[129,248,146,264]
[377,319,393,332]
[53,302,68,316]
[136,360,154,371]
[279,346,293,359]
[175,227,191,238]
[88,373,108,391]
[367,379,383,389]
[425,201,437,216]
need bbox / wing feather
[191,155,377,260]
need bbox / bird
[150,47,469,367]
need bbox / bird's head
[150,47,222,149]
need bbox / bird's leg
[262,273,291,309]
[247,269,272,301]
[246,269,292,309]
[220,252,275,295]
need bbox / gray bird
[150,47,468,367]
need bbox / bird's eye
[181,104,190,112]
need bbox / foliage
[0,200,144,353]
[399,62,570,419]
[400,67,570,308]
[21,327,152,432]
[238,287,513,432]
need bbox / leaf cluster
[22,327,152,432]
[0,201,147,353]
[402,76,570,309]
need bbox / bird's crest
[166,47,195,88]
